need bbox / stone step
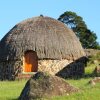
[16,73,36,80]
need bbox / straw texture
[0,16,85,61]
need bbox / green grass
[0,78,100,100]
[85,53,100,77]
[51,79,100,100]
[0,80,27,100]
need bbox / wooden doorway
[23,50,38,72]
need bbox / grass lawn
[51,78,100,100]
[0,80,27,100]
[0,77,100,100]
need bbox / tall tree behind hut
[58,11,100,49]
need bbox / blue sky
[0,0,100,43]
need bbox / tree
[58,11,100,49]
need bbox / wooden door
[23,51,38,72]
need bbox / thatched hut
[0,16,86,80]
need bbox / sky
[0,0,100,43]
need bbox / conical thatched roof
[0,16,85,61]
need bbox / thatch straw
[0,16,85,61]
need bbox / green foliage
[85,52,100,77]
[87,52,100,67]
[58,11,87,32]
[58,11,100,49]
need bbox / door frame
[23,50,38,73]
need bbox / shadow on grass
[8,98,18,100]
[62,72,100,80]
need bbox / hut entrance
[23,50,38,72]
